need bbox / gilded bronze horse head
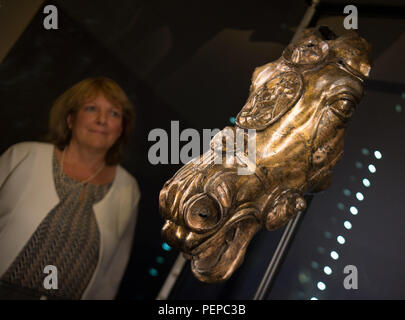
[159,27,371,282]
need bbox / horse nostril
[183,193,223,233]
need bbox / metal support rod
[291,0,320,44]
[156,254,186,300]
[253,210,305,300]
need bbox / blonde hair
[46,77,135,165]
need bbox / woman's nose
[97,110,107,124]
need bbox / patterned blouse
[0,151,111,299]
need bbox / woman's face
[68,92,123,154]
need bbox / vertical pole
[252,208,307,300]
[156,254,186,300]
[291,0,320,43]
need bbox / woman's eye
[85,106,96,111]
[111,110,121,117]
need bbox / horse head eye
[329,98,356,120]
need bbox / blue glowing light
[162,242,172,251]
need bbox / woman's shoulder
[4,141,53,153]
[116,166,139,187]
[1,141,53,160]
[116,166,141,197]
[112,166,141,211]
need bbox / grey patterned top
[0,150,111,300]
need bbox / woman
[0,77,140,299]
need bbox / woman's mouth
[90,129,108,135]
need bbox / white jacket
[0,142,140,299]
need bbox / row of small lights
[311,94,400,296]
[148,242,172,277]
[310,148,382,300]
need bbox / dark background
[0,0,404,299]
